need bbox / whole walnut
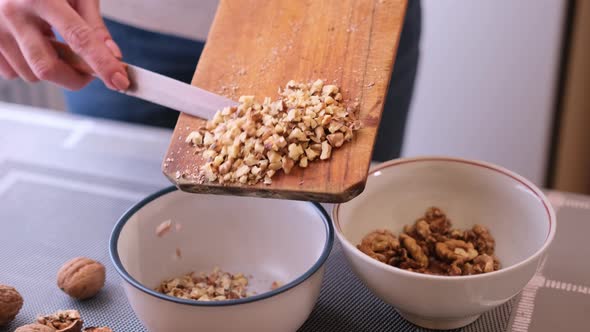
[0,284,23,326]
[57,257,106,300]
[14,323,56,332]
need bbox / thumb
[75,0,122,59]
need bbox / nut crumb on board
[358,207,500,276]
[271,281,283,290]
[185,80,360,185]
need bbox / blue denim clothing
[64,1,421,160]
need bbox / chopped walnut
[155,220,172,237]
[320,141,332,160]
[288,143,304,161]
[326,132,345,148]
[358,207,501,276]
[299,157,309,168]
[185,131,203,145]
[187,80,359,185]
[156,267,251,302]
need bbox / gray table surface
[1,102,588,332]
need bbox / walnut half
[37,310,83,332]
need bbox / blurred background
[0,0,588,194]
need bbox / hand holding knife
[51,40,236,120]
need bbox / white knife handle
[51,40,236,120]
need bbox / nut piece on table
[0,284,23,326]
[84,327,113,332]
[37,310,83,332]
[57,257,106,300]
[15,323,57,332]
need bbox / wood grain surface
[163,0,407,203]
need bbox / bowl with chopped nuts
[110,186,333,332]
[333,157,556,330]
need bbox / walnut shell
[84,327,113,332]
[0,284,23,326]
[15,323,56,332]
[37,310,82,332]
[57,257,105,300]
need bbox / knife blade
[51,40,236,120]
[123,65,237,119]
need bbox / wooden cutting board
[163,0,407,203]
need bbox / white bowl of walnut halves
[109,187,333,332]
[333,156,556,330]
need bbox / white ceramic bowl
[110,187,333,332]
[334,157,556,330]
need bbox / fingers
[34,1,129,90]
[9,18,92,90]
[0,32,37,82]
[0,53,17,79]
[76,0,122,58]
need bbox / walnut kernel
[358,208,500,276]
[37,310,83,332]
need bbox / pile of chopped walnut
[358,207,500,276]
[155,267,252,301]
[185,80,360,185]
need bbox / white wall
[402,0,567,185]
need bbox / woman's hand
[0,0,129,91]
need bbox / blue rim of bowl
[109,185,334,307]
